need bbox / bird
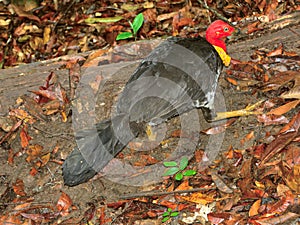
[62,20,236,186]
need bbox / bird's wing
[115,37,223,123]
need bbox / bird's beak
[226,36,232,41]
[226,28,237,40]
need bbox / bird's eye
[224,27,229,32]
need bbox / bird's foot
[212,100,264,121]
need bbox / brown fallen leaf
[280,147,300,193]
[26,144,43,163]
[30,89,57,101]
[35,153,51,168]
[172,4,194,35]
[281,74,300,99]
[29,36,43,51]
[132,154,159,166]
[259,131,297,167]
[157,12,177,21]
[240,131,255,145]
[251,212,299,225]
[142,8,157,34]
[175,180,192,191]
[43,26,51,45]
[267,99,300,115]
[9,4,41,23]
[267,44,283,57]
[265,190,294,216]
[180,191,215,204]
[257,114,288,126]
[0,215,22,225]
[20,125,31,148]
[249,199,261,217]
[284,165,300,193]
[283,50,299,57]
[159,200,189,211]
[279,111,300,133]
[247,21,262,34]
[107,200,129,209]
[56,192,72,216]
[55,83,69,104]
[262,71,299,92]
[211,171,233,194]
[208,212,232,224]
[20,95,48,121]
[12,178,26,197]
[9,108,31,121]
[83,49,110,67]
[226,77,238,85]
[13,202,32,211]
[42,99,60,115]
[201,118,236,135]
[29,167,38,176]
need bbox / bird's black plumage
[63,36,223,186]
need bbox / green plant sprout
[162,208,179,223]
[163,156,196,181]
[116,13,144,41]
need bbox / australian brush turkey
[63,20,236,186]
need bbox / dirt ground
[0,24,300,224]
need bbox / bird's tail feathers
[63,114,137,186]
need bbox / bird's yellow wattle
[213,45,231,67]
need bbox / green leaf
[85,16,123,24]
[183,169,197,176]
[163,167,180,176]
[116,32,133,40]
[161,216,169,222]
[132,13,144,34]
[162,212,170,217]
[179,156,189,170]
[167,208,172,212]
[163,161,177,167]
[175,172,183,181]
[170,211,179,217]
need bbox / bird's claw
[245,100,264,111]
[212,100,264,121]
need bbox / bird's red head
[205,20,235,52]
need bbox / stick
[119,187,216,199]
[197,0,232,25]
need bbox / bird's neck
[206,37,227,52]
[212,45,231,67]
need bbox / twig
[197,0,232,25]
[0,201,53,206]
[202,0,211,24]
[119,186,216,199]
[53,0,76,31]
[109,201,132,225]
[288,27,300,37]
[32,125,73,140]
[0,120,22,145]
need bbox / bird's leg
[212,100,264,121]
[146,123,157,141]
